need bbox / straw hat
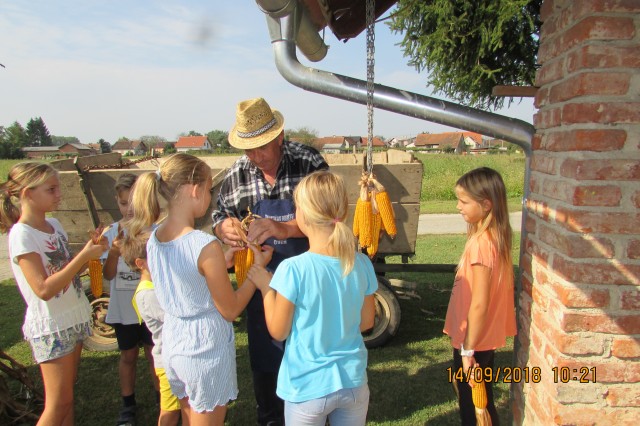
[228,98,285,150]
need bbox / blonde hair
[126,153,211,237]
[120,230,151,272]
[456,167,513,273]
[293,171,356,276]
[0,162,59,233]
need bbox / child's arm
[360,295,376,332]
[199,241,257,322]
[18,238,107,301]
[462,264,492,373]
[246,264,294,341]
[102,226,123,280]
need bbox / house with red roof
[175,135,211,153]
[410,132,466,154]
[112,140,148,156]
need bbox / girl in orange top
[443,167,517,425]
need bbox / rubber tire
[363,276,401,349]
[83,296,118,352]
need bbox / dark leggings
[452,348,499,426]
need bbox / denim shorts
[285,383,370,426]
[29,323,92,363]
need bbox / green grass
[1,233,520,425]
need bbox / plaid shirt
[211,141,329,229]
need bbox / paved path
[0,212,523,282]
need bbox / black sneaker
[116,404,136,426]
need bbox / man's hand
[216,217,245,247]
[246,218,288,245]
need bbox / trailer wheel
[363,276,401,348]
[83,297,118,352]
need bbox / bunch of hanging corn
[352,173,397,258]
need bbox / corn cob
[472,378,488,408]
[366,212,382,258]
[352,197,363,237]
[234,248,249,287]
[89,259,103,298]
[358,182,373,247]
[370,177,397,238]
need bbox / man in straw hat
[212,97,328,426]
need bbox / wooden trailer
[50,151,423,350]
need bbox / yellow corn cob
[89,259,103,298]
[359,199,373,248]
[234,248,249,287]
[352,198,363,237]
[472,379,488,408]
[245,246,254,281]
[366,212,382,258]
[375,190,396,237]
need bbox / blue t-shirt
[270,251,378,402]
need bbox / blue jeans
[284,384,369,426]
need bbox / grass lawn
[0,233,520,425]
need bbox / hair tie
[332,218,341,224]
[155,170,162,182]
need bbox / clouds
[1,1,534,144]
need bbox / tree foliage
[206,130,232,153]
[25,117,52,146]
[98,138,112,153]
[285,126,318,146]
[51,136,80,146]
[163,142,176,155]
[0,122,26,159]
[388,0,541,109]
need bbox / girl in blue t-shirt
[248,170,377,426]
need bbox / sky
[1,0,536,144]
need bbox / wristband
[460,343,475,357]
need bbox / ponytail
[294,171,356,276]
[126,172,161,238]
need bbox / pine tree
[388,0,541,109]
[25,117,53,146]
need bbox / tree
[140,136,167,153]
[285,126,318,146]
[25,117,52,146]
[164,142,176,155]
[0,122,26,159]
[51,136,80,146]
[206,130,230,153]
[388,0,541,109]
[98,138,111,153]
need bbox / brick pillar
[513,0,640,424]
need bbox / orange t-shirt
[443,233,517,351]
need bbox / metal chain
[365,0,376,175]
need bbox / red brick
[572,185,622,206]
[567,44,640,73]
[549,72,631,103]
[538,223,615,258]
[540,0,559,22]
[561,311,640,335]
[531,154,557,175]
[555,207,640,234]
[560,158,640,180]
[553,255,640,286]
[606,386,640,407]
[563,102,640,125]
[536,57,565,86]
[634,190,640,209]
[563,16,636,45]
[555,357,640,383]
[627,239,640,260]
[526,240,550,269]
[525,214,537,234]
[533,106,562,129]
[572,0,640,18]
[620,289,640,311]
[544,129,627,152]
[612,337,640,359]
[554,404,614,425]
[550,280,610,308]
